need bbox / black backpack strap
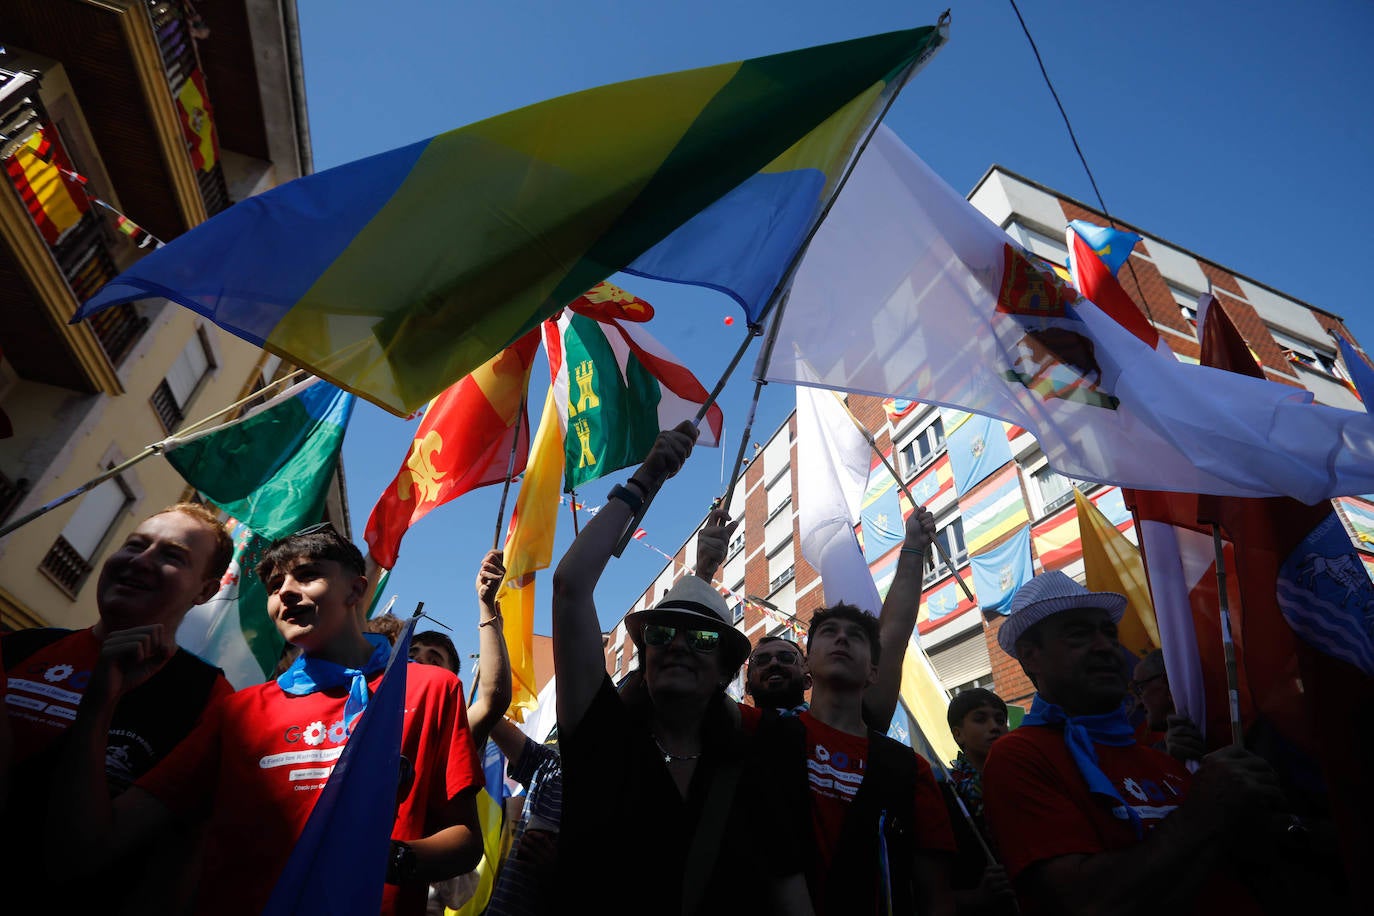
[2,627,73,670]
[825,731,922,916]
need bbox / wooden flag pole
[0,368,309,540]
[492,392,528,551]
[569,490,581,535]
[1210,523,1245,746]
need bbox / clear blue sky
[296,0,1374,669]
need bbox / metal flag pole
[0,368,309,540]
[491,392,528,551]
[569,489,581,535]
[607,19,950,559]
[1210,523,1245,746]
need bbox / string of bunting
[56,165,165,249]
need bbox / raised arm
[552,422,698,735]
[466,549,512,748]
[693,506,740,583]
[47,625,179,878]
[864,506,936,731]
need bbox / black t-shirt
[559,676,798,915]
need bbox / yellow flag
[1075,488,1159,657]
[499,387,566,719]
[899,642,960,765]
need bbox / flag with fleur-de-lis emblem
[365,330,541,569]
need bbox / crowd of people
[0,423,1354,913]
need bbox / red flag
[364,331,540,568]
[1194,295,1374,903]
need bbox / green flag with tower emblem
[551,309,723,491]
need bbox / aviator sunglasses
[643,623,722,653]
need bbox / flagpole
[0,368,309,540]
[1210,523,1244,746]
[492,393,528,551]
[825,388,978,606]
[569,489,581,535]
[606,28,950,560]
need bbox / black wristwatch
[607,483,645,513]
[386,840,419,885]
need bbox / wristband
[386,840,419,885]
[624,477,649,496]
[479,615,503,628]
[900,546,926,556]
[607,483,645,514]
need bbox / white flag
[766,126,1374,504]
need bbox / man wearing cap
[981,571,1286,915]
[551,422,811,915]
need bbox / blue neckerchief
[1024,694,1142,838]
[276,634,391,734]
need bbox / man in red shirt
[3,503,234,906]
[981,571,1286,915]
[778,602,956,915]
[51,524,483,915]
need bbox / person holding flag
[50,524,485,915]
[551,422,811,915]
[981,572,1290,915]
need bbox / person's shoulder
[405,662,462,694]
[983,726,1061,774]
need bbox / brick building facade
[600,165,1373,723]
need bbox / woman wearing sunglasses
[551,421,812,915]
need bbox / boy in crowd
[944,688,1016,914]
[758,603,956,915]
[52,524,484,915]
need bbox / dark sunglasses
[643,623,721,653]
[750,649,800,667]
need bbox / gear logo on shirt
[302,721,327,747]
[327,720,348,744]
[44,663,75,682]
[814,743,831,763]
[1122,777,1148,801]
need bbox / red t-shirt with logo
[983,724,1262,915]
[137,661,482,916]
[801,712,956,907]
[5,627,233,779]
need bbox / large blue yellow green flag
[75,24,946,415]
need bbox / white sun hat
[998,570,1127,659]
[625,575,751,670]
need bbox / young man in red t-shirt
[792,603,956,916]
[981,571,1286,915]
[4,503,235,908]
[52,524,483,915]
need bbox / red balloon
[723,315,735,326]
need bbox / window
[1006,222,1069,265]
[726,529,745,560]
[1033,465,1075,516]
[732,601,745,624]
[1271,329,1339,377]
[769,565,795,593]
[1168,283,1201,331]
[923,518,967,582]
[613,647,623,675]
[152,329,216,432]
[40,472,134,595]
[896,418,945,479]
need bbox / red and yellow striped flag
[4,126,90,245]
[364,330,540,569]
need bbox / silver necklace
[653,735,702,764]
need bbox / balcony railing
[147,0,231,217]
[39,535,93,596]
[769,565,795,594]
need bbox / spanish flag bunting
[176,69,220,172]
[3,125,90,246]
